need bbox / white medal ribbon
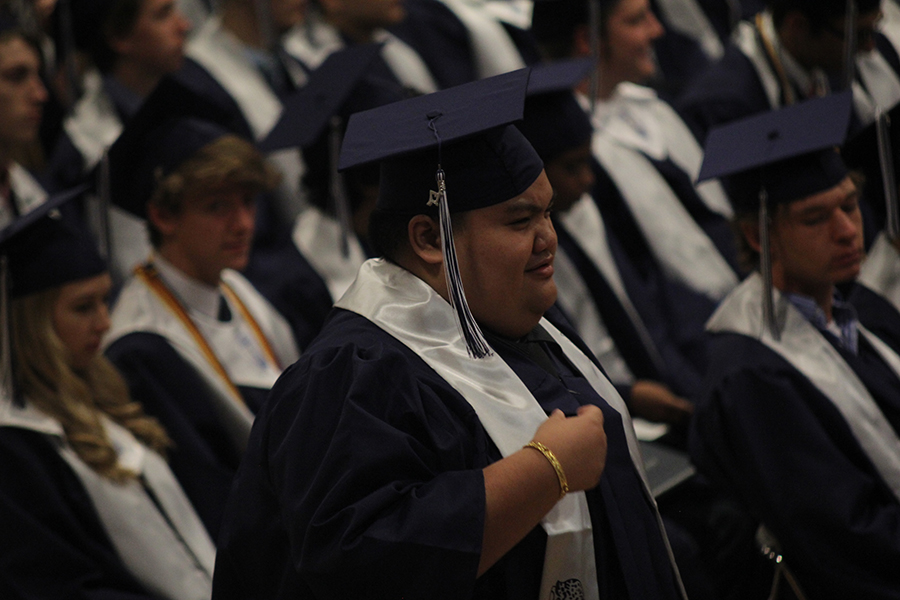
[708,273,900,501]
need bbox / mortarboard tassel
[97,150,112,263]
[759,188,780,342]
[842,0,858,91]
[329,116,353,258]
[428,115,493,359]
[875,107,900,241]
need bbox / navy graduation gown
[0,427,156,599]
[690,331,900,599]
[211,308,682,600]
[105,332,251,538]
[388,0,479,88]
[851,282,900,358]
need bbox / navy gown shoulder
[0,426,156,599]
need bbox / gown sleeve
[219,332,490,600]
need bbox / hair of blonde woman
[11,285,171,483]
[147,134,282,247]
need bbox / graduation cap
[518,57,593,163]
[0,186,103,401]
[339,68,543,358]
[259,43,400,257]
[842,101,900,241]
[698,91,854,340]
[106,75,244,219]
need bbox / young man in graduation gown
[102,99,299,513]
[46,0,190,190]
[677,0,900,144]
[211,70,686,600]
[690,93,900,599]
[0,17,50,228]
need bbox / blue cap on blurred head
[0,186,104,298]
[107,75,244,218]
[698,91,853,213]
[518,57,593,163]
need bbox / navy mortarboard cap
[518,57,593,163]
[698,91,853,212]
[107,75,241,218]
[259,44,385,152]
[339,69,542,358]
[0,187,105,299]
[339,68,542,214]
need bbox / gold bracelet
[524,441,568,499]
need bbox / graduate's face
[769,176,864,298]
[320,0,406,31]
[53,273,113,371]
[600,0,664,86]
[0,35,47,154]
[110,0,190,77]
[453,172,558,339]
[154,184,258,286]
[801,9,882,73]
[270,0,308,33]
[544,143,595,214]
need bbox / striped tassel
[436,168,493,359]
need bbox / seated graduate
[46,0,190,191]
[531,0,742,319]
[690,93,900,599]
[677,0,900,145]
[0,14,50,228]
[518,58,697,426]
[256,43,408,305]
[211,70,687,600]
[283,0,440,95]
[102,100,300,499]
[0,193,215,599]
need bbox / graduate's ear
[739,218,762,254]
[147,202,179,240]
[572,23,592,58]
[407,214,443,265]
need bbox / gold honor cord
[756,13,796,106]
[135,264,281,404]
